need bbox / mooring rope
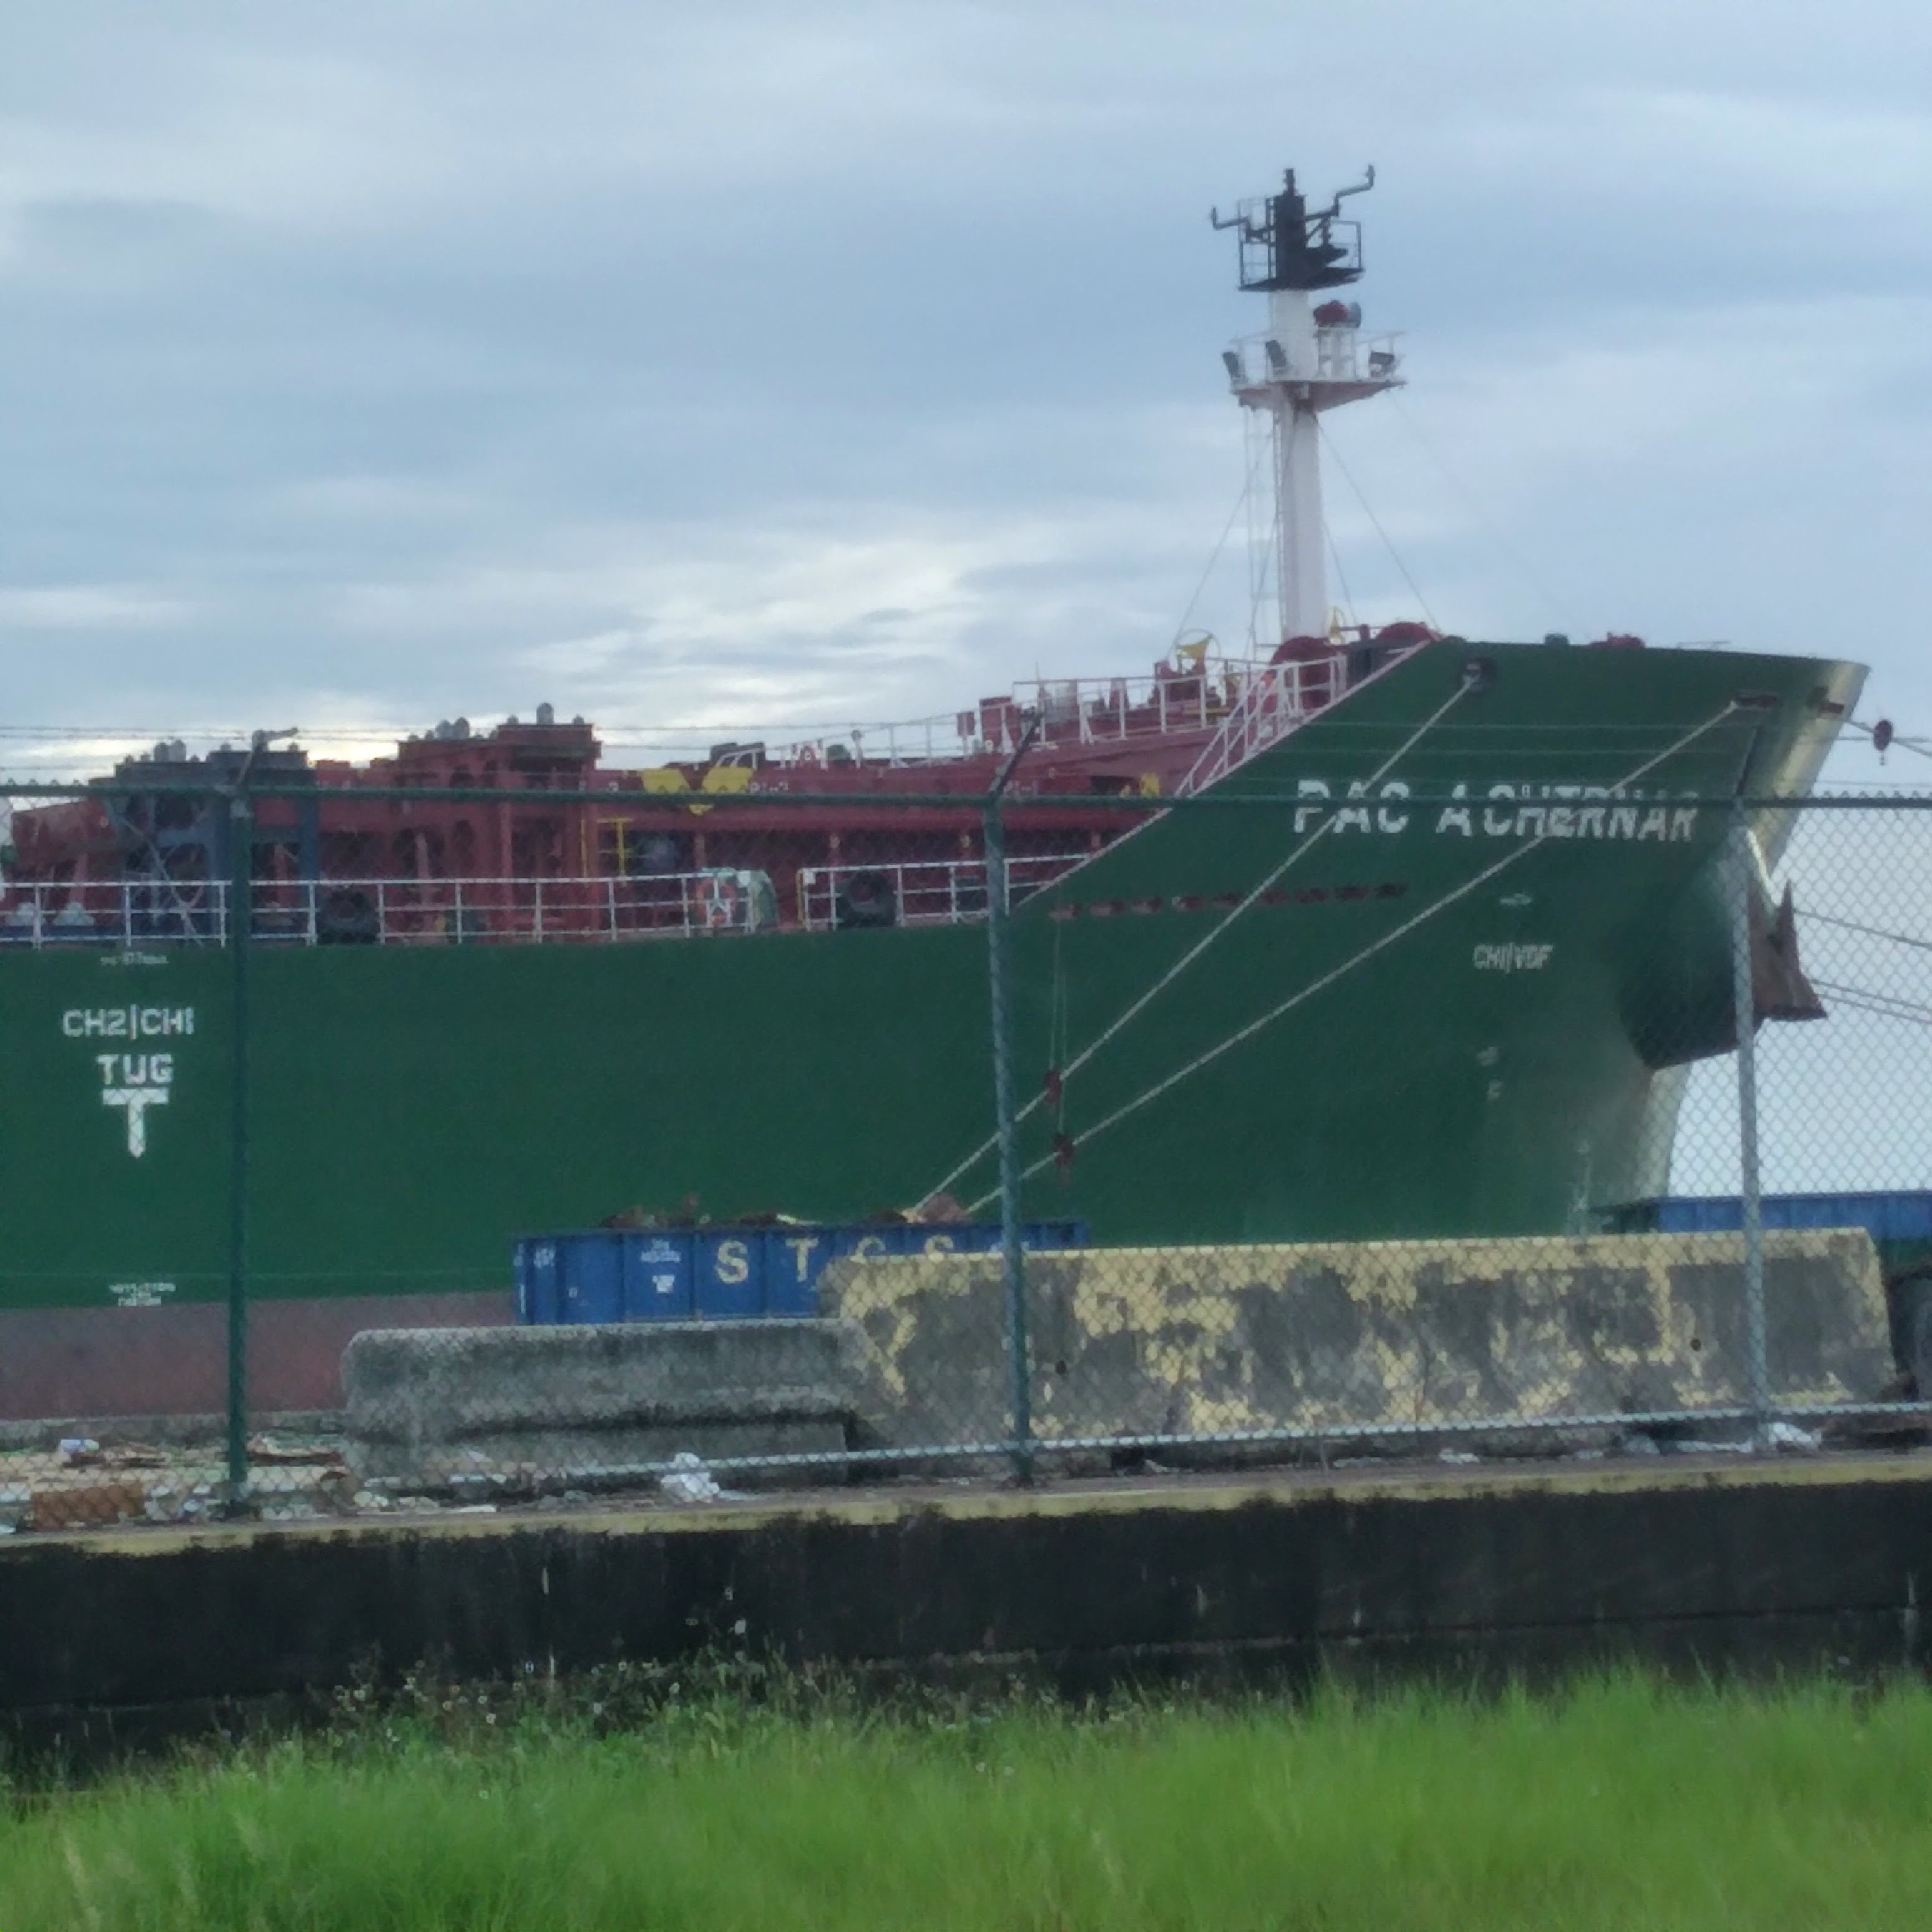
[1801,910,1932,954]
[1808,979,1932,1028]
[969,699,1745,1208]
[1169,425,1274,653]
[1843,716,1932,766]
[925,671,1479,1204]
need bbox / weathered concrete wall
[6,1460,1932,1744]
[343,1320,863,1482]
[820,1231,1891,1453]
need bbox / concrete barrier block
[342,1319,866,1485]
[818,1231,1891,1454]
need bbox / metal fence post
[1727,803,1772,1446]
[225,788,253,1510]
[983,795,1034,1482]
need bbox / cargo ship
[0,170,1861,1416]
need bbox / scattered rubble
[659,1451,749,1503]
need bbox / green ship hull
[0,642,1859,1411]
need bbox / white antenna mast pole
[1212,168,1402,644]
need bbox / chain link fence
[2,776,1929,1532]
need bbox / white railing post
[533,878,543,943]
[305,882,318,947]
[376,881,387,944]
[607,875,617,937]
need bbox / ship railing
[0,860,1097,947]
[754,665,1283,770]
[779,715,969,771]
[0,871,796,948]
[0,878,225,948]
[1176,656,1340,794]
[1222,326,1403,392]
[243,870,783,945]
[1001,671,1241,751]
[795,852,1091,932]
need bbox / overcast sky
[3,0,1929,781]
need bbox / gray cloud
[1,0,1928,783]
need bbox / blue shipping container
[1608,1192,1932,1244]
[513,1220,1087,1324]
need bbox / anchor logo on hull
[96,1054,172,1157]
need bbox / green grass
[6,1673,1932,1929]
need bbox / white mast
[1213,169,1403,644]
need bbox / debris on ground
[659,1450,748,1503]
[247,1435,352,1468]
[60,1440,168,1470]
[315,1465,360,1514]
[912,1192,971,1223]
[141,1481,213,1524]
[31,1477,153,1530]
[600,1192,705,1230]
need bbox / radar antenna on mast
[1212,167,1403,645]
[1210,166,1375,291]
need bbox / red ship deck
[3,640,1417,945]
